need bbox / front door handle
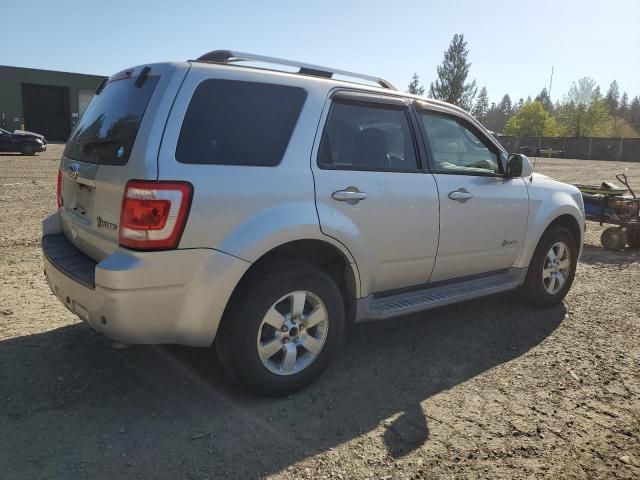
[332,188,368,204]
[448,188,473,202]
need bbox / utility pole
[536,66,556,168]
[547,66,554,111]
[541,65,555,140]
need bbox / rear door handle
[448,188,473,202]
[332,188,368,204]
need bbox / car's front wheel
[215,261,345,396]
[20,143,36,155]
[521,225,578,307]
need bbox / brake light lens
[56,169,63,208]
[119,180,193,250]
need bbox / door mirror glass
[506,154,533,178]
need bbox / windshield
[63,76,159,165]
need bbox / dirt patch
[1,146,639,479]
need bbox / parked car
[0,128,46,154]
[42,51,585,396]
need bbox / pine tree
[472,86,489,123]
[428,34,477,110]
[628,96,640,131]
[484,95,512,133]
[499,94,513,117]
[605,80,620,114]
[484,102,501,132]
[619,92,630,120]
[535,88,552,112]
[593,85,602,100]
[407,73,425,96]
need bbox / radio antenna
[547,65,554,109]
[533,66,555,174]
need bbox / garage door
[21,84,71,141]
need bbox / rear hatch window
[64,74,159,165]
[58,69,163,261]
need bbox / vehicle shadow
[0,297,565,479]
[579,244,640,268]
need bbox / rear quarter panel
[157,64,359,289]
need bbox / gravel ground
[1,145,639,480]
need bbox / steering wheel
[467,159,497,172]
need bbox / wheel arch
[223,238,360,327]
[546,214,582,251]
[517,208,584,269]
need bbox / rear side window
[318,101,418,171]
[176,80,307,166]
[64,76,159,165]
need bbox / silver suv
[43,51,585,396]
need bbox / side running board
[356,268,527,322]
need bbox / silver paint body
[43,60,585,346]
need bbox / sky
[3,0,639,105]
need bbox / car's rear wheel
[521,225,578,307]
[215,261,345,396]
[20,143,36,155]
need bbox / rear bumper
[42,212,251,346]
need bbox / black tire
[215,260,345,397]
[601,227,627,251]
[521,225,578,308]
[20,143,36,155]
[626,227,640,249]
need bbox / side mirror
[506,154,533,178]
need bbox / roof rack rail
[193,50,398,91]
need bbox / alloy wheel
[256,291,329,375]
[542,241,571,295]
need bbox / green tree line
[407,34,640,138]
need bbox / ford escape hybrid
[43,50,585,396]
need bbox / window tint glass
[318,101,418,171]
[176,80,306,166]
[420,112,500,175]
[64,76,159,165]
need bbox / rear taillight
[119,180,193,250]
[56,169,63,208]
